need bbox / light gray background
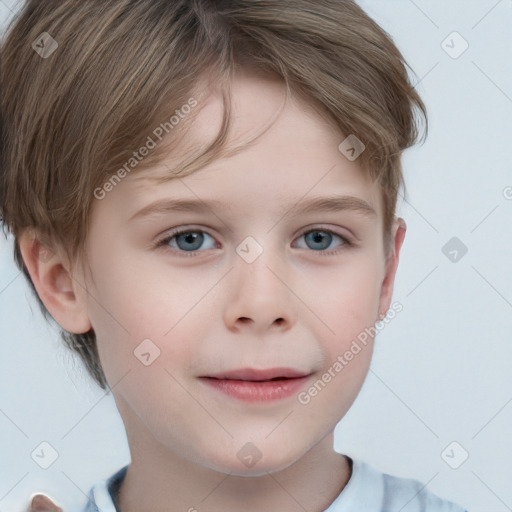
[1,1,510,511]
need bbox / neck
[116,432,352,512]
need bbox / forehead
[102,70,382,221]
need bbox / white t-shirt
[82,457,467,512]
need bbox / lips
[199,367,312,402]
[204,367,310,381]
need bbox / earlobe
[18,229,92,334]
[377,217,406,321]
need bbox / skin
[28,494,61,512]
[20,70,406,512]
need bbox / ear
[377,217,406,321]
[17,229,92,334]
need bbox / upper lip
[203,367,310,381]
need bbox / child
[1,1,468,511]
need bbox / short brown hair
[0,0,427,390]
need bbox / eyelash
[153,226,354,257]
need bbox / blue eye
[154,227,352,256]
[297,229,350,252]
[157,229,218,252]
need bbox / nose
[223,243,298,334]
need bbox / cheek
[85,267,208,385]
[310,257,382,396]
[295,333,374,433]
[318,257,382,335]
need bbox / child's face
[75,71,404,475]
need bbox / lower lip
[200,376,310,402]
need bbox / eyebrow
[128,195,377,222]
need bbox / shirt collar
[84,465,128,512]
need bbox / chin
[200,443,303,477]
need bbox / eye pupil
[305,230,332,250]
[177,231,203,251]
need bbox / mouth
[204,367,310,381]
[199,367,312,402]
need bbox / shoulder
[379,466,467,512]
[326,456,468,512]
